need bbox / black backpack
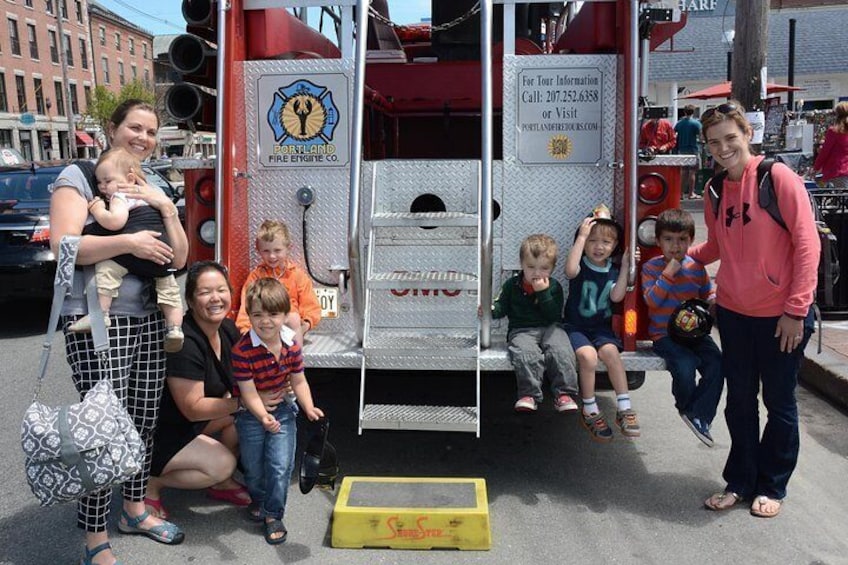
[707,159,840,308]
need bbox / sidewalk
[681,197,848,412]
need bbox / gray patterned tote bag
[20,236,145,506]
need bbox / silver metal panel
[302,333,361,368]
[244,58,355,335]
[368,289,478,329]
[368,271,477,289]
[644,155,699,167]
[371,212,478,228]
[361,404,478,433]
[501,55,618,279]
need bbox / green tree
[85,80,155,133]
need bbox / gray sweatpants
[508,325,578,401]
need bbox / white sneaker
[68,314,111,333]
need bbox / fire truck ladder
[358,161,482,436]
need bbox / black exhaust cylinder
[164,83,213,126]
[182,0,214,26]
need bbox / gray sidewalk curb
[802,345,848,412]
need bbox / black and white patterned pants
[63,311,166,532]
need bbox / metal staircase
[357,161,482,436]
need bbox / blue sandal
[118,510,185,545]
[81,542,122,565]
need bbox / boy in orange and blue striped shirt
[641,208,723,447]
[231,277,323,545]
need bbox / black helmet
[669,299,713,344]
[299,416,339,494]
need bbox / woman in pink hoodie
[813,102,848,188]
[689,101,819,519]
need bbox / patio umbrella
[678,81,803,100]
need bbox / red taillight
[30,225,50,244]
[196,178,215,205]
[638,173,668,205]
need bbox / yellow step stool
[331,476,491,550]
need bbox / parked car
[0,160,185,302]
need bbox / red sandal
[207,484,251,506]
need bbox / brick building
[0,0,153,161]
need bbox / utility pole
[731,0,767,112]
[55,0,77,158]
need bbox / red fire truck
[167,0,693,435]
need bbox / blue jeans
[653,335,723,424]
[717,306,813,500]
[508,325,578,401]
[235,406,297,520]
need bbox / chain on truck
[164,0,695,436]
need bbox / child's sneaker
[68,313,111,333]
[554,394,579,413]
[514,396,538,412]
[680,413,714,447]
[581,412,613,442]
[616,409,641,437]
[164,326,184,353]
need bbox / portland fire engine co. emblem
[267,79,339,146]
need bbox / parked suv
[0,160,184,302]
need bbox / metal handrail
[214,0,227,261]
[627,0,640,285]
[347,0,368,343]
[479,0,494,349]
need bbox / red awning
[75,131,95,147]
[678,81,803,100]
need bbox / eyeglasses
[701,103,738,121]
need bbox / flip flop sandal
[704,490,742,511]
[144,496,169,520]
[81,542,123,565]
[750,495,782,518]
[264,519,288,545]
[118,510,185,545]
[207,484,252,506]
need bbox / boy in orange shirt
[236,220,321,345]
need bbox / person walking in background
[640,117,677,155]
[674,105,703,198]
[49,99,189,564]
[813,101,848,188]
[691,101,819,519]
[488,234,579,413]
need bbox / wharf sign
[516,67,604,164]
[256,73,349,168]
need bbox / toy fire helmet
[668,299,714,344]
[584,203,623,255]
[299,416,340,494]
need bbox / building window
[25,0,34,7]
[101,58,110,84]
[15,75,27,113]
[75,1,82,23]
[0,74,8,113]
[115,32,121,51]
[49,30,59,63]
[69,83,78,115]
[129,37,135,55]
[8,19,21,57]
[142,42,148,59]
[34,77,44,114]
[54,81,64,115]
[144,68,150,87]
[46,0,53,15]
[0,130,12,148]
[60,0,68,20]
[27,24,38,60]
[118,62,125,86]
[79,38,87,69]
[131,64,137,80]
[99,26,105,46]
[83,84,90,106]
[63,34,73,66]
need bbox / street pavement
[681,197,848,413]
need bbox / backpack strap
[756,159,788,231]
[707,170,728,221]
[73,159,100,200]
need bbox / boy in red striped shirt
[641,208,722,447]
[231,277,324,545]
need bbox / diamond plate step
[367,270,478,290]
[371,211,478,228]
[365,332,478,357]
[361,404,478,432]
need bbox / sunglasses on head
[701,103,738,121]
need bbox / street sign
[19,113,35,126]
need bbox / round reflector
[637,217,658,247]
[198,219,216,246]
[638,173,668,205]
[196,178,215,206]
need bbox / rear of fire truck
[166,0,691,436]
